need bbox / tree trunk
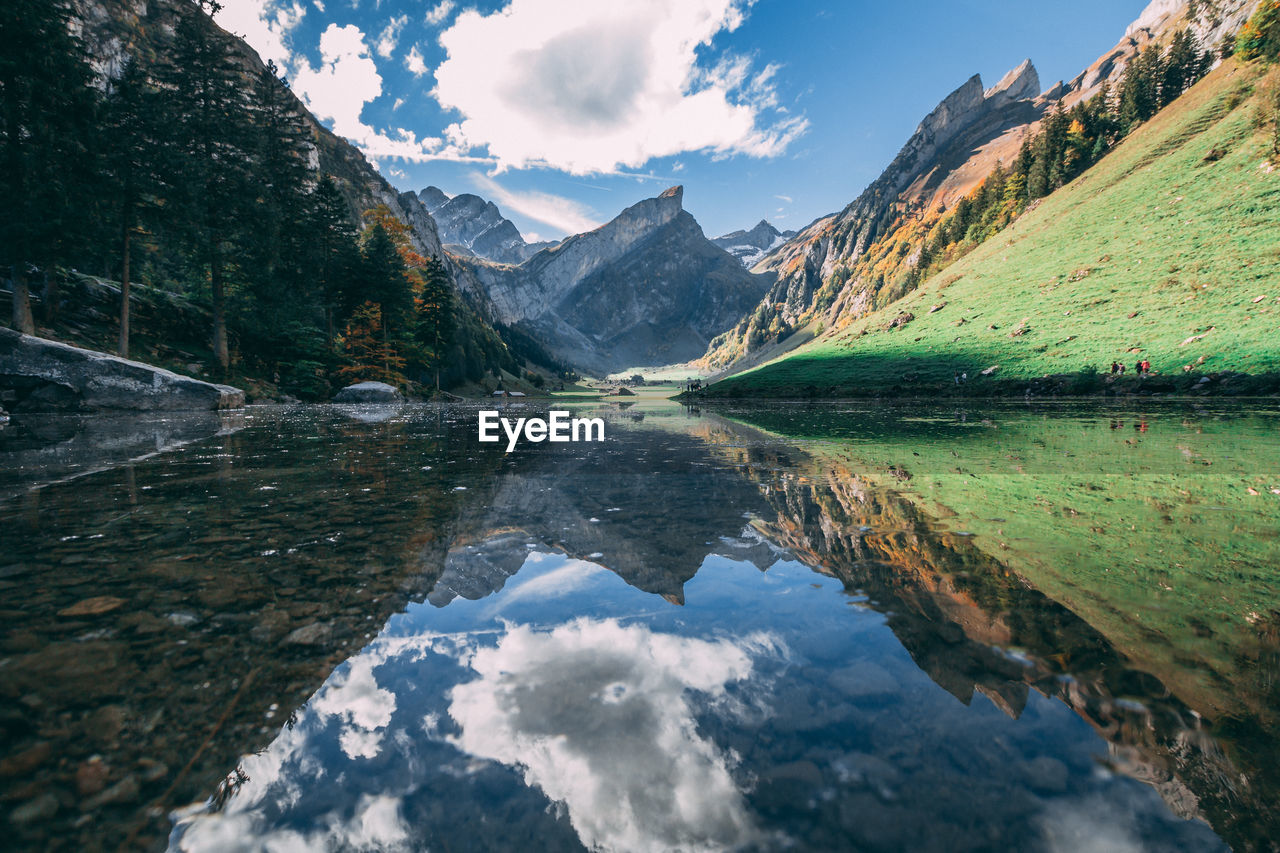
[41,269,57,324]
[12,266,35,335]
[118,215,131,358]
[210,239,229,375]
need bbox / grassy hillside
[713,401,1280,826]
[701,60,1280,398]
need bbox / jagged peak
[1126,0,1182,37]
[985,59,1040,102]
[658,185,684,204]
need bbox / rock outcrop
[0,329,244,412]
[331,381,404,404]
[711,220,797,268]
[454,186,774,374]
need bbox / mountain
[452,186,774,375]
[701,0,1261,371]
[417,186,558,265]
[711,221,797,268]
[699,48,1280,398]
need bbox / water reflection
[2,403,1276,851]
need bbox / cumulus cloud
[469,173,601,237]
[432,0,808,174]
[425,0,456,26]
[292,24,491,164]
[217,0,306,69]
[375,14,407,59]
[448,618,765,852]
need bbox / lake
[1,400,1277,851]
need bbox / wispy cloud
[425,0,456,26]
[774,194,793,203]
[469,172,601,237]
[375,14,407,59]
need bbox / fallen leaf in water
[59,596,126,617]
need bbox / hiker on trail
[1111,362,1121,375]
[1142,360,1152,374]
[1119,363,1126,375]
[954,372,961,385]
[1135,361,1144,376]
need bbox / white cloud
[469,172,601,237]
[448,619,765,852]
[425,0,456,26]
[432,0,808,174]
[217,0,306,69]
[292,24,492,164]
[310,653,397,760]
[375,14,407,59]
[774,194,793,203]
[405,44,428,76]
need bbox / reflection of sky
[169,552,1226,852]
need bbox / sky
[217,0,1154,242]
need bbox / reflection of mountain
[708,436,1278,852]
[435,413,773,605]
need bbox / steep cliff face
[418,187,556,265]
[454,186,773,374]
[703,0,1262,370]
[711,221,797,268]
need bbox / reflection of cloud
[174,791,409,852]
[482,555,605,615]
[448,618,764,852]
[1037,793,1146,853]
[312,654,397,760]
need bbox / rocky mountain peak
[417,186,544,265]
[985,59,1040,104]
[711,220,798,268]
[658,185,684,203]
[1127,0,1183,37]
[418,185,451,212]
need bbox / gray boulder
[332,381,404,404]
[0,328,244,413]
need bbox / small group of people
[1111,360,1152,376]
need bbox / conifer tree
[416,255,456,391]
[101,57,167,357]
[0,0,97,334]
[158,0,253,374]
[247,59,312,305]
[307,175,361,350]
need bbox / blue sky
[219,0,1153,242]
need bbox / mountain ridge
[451,185,774,375]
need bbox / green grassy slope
[719,402,1280,732]
[705,61,1280,398]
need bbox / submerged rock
[331,381,404,404]
[0,329,244,413]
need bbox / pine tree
[307,175,361,350]
[246,59,313,308]
[158,0,254,375]
[415,255,456,391]
[101,57,167,357]
[0,0,97,334]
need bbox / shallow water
[1,401,1277,851]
